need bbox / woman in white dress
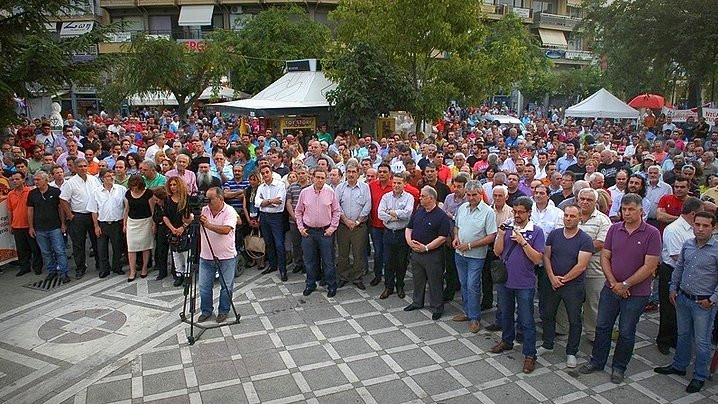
[123,175,156,282]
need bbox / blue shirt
[223,179,249,213]
[408,206,451,246]
[670,237,718,303]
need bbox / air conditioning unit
[230,6,243,14]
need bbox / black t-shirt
[550,191,571,207]
[546,228,594,285]
[466,155,478,169]
[566,163,587,176]
[164,197,189,228]
[597,161,624,187]
[421,180,451,204]
[507,189,527,206]
[125,189,153,219]
[407,205,451,245]
[26,187,62,231]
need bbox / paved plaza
[0,259,716,404]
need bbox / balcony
[509,7,533,23]
[136,0,176,6]
[533,11,580,31]
[99,29,219,53]
[480,4,507,20]
[99,0,136,7]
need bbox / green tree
[99,33,232,118]
[581,0,718,106]
[330,1,547,130]
[212,6,331,96]
[0,0,117,126]
[325,42,414,131]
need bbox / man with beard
[609,174,650,221]
[197,157,222,194]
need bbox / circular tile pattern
[37,308,127,343]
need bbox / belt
[306,225,329,232]
[73,211,91,215]
[99,220,122,225]
[385,227,406,233]
[680,289,712,302]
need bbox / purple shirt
[603,221,662,296]
[502,221,545,289]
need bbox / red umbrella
[628,93,670,109]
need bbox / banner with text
[662,106,718,122]
[0,198,17,265]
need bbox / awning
[567,0,582,7]
[538,28,568,48]
[59,21,94,38]
[178,5,214,26]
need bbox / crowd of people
[4,104,718,392]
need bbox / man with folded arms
[377,172,414,299]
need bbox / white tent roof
[212,71,337,115]
[128,87,247,106]
[565,88,639,119]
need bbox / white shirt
[59,174,102,213]
[87,183,127,222]
[607,185,625,203]
[535,164,548,180]
[661,216,694,266]
[145,144,170,161]
[255,179,286,213]
[531,201,563,240]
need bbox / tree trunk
[687,78,701,108]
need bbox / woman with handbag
[163,177,192,287]
[242,172,265,269]
[123,175,156,282]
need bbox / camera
[187,193,210,216]
[500,223,513,231]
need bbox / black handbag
[491,242,518,284]
[168,229,193,252]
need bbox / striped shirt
[223,179,249,213]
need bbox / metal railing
[107,29,217,43]
[533,11,580,29]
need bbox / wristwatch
[424,245,429,252]
[622,281,631,289]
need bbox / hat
[195,156,210,165]
[643,154,656,161]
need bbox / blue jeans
[673,293,718,381]
[498,285,537,357]
[260,212,286,273]
[369,226,384,278]
[542,282,585,355]
[590,286,648,372]
[35,228,68,275]
[455,254,484,321]
[302,228,337,291]
[199,257,237,316]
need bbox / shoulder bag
[491,242,518,284]
[244,228,265,259]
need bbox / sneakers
[566,355,577,368]
[536,345,553,355]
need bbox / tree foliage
[99,34,232,118]
[521,66,605,104]
[329,0,547,129]
[0,0,117,126]
[581,0,718,106]
[211,6,331,96]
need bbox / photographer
[197,187,237,324]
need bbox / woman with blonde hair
[595,188,612,215]
[163,176,192,287]
[123,175,155,281]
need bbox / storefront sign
[109,32,132,43]
[564,51,593,61]
[282,116,316,129]
[178,39,206,52]
[512,7,531,18]
[545,50,564,59]
[60,21,94,38]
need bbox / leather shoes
[610,369,624,384]
[354,281,366,290]
[485,324,502,332]
[452,314,469,322]
[173,276,184,287]
[686,379,704,393]
[155,273,167,281]
[197,313,211,323]
[657,344,671,355]
[431,312,442,320]
[654,365,686,376]
[60,275,71,284]
[46,272,57,281]
[261,267,277,275]
[281,273,288,282]
[403,303,423,311]
[396,287,405,298]
[369,276,382,286]
[303,287,316,296]
[216,314,227,323]
[99,271,110,279]
[327,289,336,298]
[490,341,513,354]
[16,269,30,277]
[292,265,303,273]
[523,356,536,374]
[469,320,481,333]
[379,288,393,299]
[338,280,347,288]
[113,269,125,275]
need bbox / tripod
[179,212,241,345]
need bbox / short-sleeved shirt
[27,187,62,231]
[125,189,153,219]
[455,201,496,259]
[579,209,612,278]
[143,173,166,189]
[657,194,685,231]
[286,182,310,223]
[200,203,237,260]
[604,221,662,296]
[223,179,249,214]
[502,222,545,289]
[7,187,31,229]
[407,205,451,245]
[546,228,594,285]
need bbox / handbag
[168,229,192,252]
[491,242,518,284]
[243,228,265,259]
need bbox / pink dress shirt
[295,184,341,234]
[165,169,198,194]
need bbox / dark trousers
[303,228,336,291]
[98,221,123,274]
[536,265,550,320]
[383,228,408,290]
[542,282,585,355]
[410,249,444,314]
[369,226,385,278]
[68,212,98,274]
[337,223,367,282]
[13,228,42,273]
[260,212,286,274]
[443,245,459,299]
[482,250,495,308]
[288,222,304,270]
[154,225,170,277]
[657,263,677,348]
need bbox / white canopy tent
[128,87,248,106]
[565,88,639,119]
[211,66,337,116]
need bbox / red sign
[179,39,205,52]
